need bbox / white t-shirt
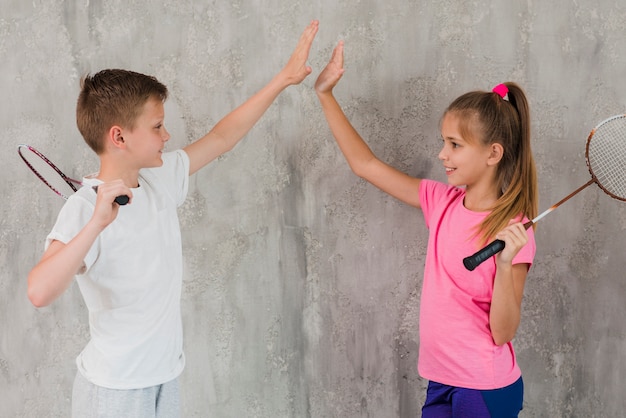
[46,150,190,389]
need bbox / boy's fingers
[300,20,318,47]
[291,22,318,68]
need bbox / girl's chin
[446,178,467,188]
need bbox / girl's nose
[438,145,447,161]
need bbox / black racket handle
[114,195,129,205]
[463,239,505,271]
[463,220,533,271]
[92,186,129,206]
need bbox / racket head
[585,114,626,202]
[17,144,81,200]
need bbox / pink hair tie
[492,83,509,101]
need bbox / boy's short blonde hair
[76,69,168,154]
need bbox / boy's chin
[148,157,164,168]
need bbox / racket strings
[587,116,626,200]
[18,146,78,199]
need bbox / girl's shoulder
[420,179,465,205]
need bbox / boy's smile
[123,97,170,170]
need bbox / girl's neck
[463,183,500,212]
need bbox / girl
[314,41,537,418]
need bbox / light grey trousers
[72,372,181,418]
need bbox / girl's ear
[487,142,504,166]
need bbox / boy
[27,20,319,418]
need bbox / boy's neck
[97,158,141,188]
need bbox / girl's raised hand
[315,41,345,95]
[280,20,319,86]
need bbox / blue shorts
[422,377,523,418]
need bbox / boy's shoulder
[138,149,190,207]
[65,182,98,207]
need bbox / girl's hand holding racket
[494,221,529,266]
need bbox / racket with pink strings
[463,114,626,271]
[17,144,129,205]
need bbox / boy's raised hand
[184,20,321,175]
[315,40,345,94]
[279,20,319,86]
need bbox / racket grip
[114,195,130,205]
[463,239,505,271]
[92,186,129,206]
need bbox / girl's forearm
[489,263,523,345]
[316,91,376,177]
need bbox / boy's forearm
[212,73,291,147]
[27,220,103,307]
[185,21,317,175]
[185,73,292,175]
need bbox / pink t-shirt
[418,179,536,390]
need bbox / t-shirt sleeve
[150,149,190,207]
[45,194,100,271]
[419,179,462,229]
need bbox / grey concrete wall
[1,0,625,416]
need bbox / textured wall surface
[2,0,626,417]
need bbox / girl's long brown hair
[445,82,538,244]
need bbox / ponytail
[445,82,538,244]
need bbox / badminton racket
[17,144,129,205]
[463,114,626,271]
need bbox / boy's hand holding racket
[91,180,133,228]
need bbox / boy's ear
[107,126,126,149]
[487,142,504,166]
